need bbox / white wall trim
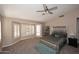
[2,39,21,48]
[2,36,37,48]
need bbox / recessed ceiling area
[0,4,79,22]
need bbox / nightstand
[68,38,77,48]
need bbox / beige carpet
[2,38,79,54]
[60,44,79,54]
[2,38,40,54]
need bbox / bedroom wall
[2,17,43,47]
[0,15,2,51]
[45,9,79,37]
[1,8,79,47]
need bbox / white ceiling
[0,4,79,22]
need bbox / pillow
[54,34,60,38]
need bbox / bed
[35,26,67,54]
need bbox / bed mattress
[42,36,65,45]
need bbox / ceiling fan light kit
[59,15,64,18]
[42,13,45,15]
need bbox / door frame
[76,17,79,43]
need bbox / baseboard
[2,36,37,48]
[0,51,10,54]
[2,39,21,48]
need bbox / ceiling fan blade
[48,6,58,11]
[36,4,47,12]
[43,4,49,12]
[43,4,47,11]
[36,10,45,12]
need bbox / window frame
[21,23,35,37]
[12,22,21,39]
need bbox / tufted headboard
[53,26,66,32]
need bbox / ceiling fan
[36,4,58,15]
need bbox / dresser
[68,38,77,48]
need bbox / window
[36,24,42,36]
[31,25,35,35]
[13,23,35,38]
[21,24,26,36]
[13,23,20,38]
[21,24,35,37]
